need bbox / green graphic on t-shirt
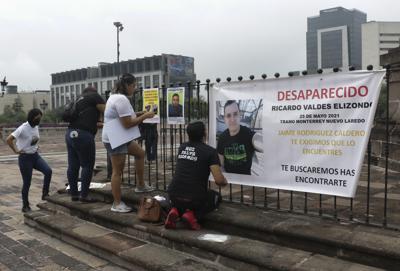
[224,143,247,162]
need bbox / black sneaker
[41,194,50,201]
[79,197,97,203]
[22,206,31,213]
[71,196,79,202]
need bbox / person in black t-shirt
[166,121,228,230]
[217,100,257,175]
[65,87,105,203]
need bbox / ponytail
[114,73,136,95]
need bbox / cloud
[14,53,44,73]
[0,53,48,91]
[1,0,399,90]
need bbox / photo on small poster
[143,88,160,123]
[167,87,185,124]
[216,99,263,176]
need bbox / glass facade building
[306,7,366,71]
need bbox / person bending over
[166,121,228,230]
[65,86,105,203]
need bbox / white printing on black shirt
[177,146,198,161]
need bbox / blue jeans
[18,152,52,207]
[65,128,95,199]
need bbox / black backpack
[62,96,84,122]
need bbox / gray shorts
[104,142,130,155]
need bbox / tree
[41,107,64,124]
[0,104,26,125]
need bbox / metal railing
[121,66,400,230]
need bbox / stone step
[32,193,384,271]
[24,210,235,271]
[78,185,400,270]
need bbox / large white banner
[209,71,385,197]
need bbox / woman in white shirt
[6,109,52,213]
[103,73,155,213]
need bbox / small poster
[143,88,160,123]
[167,87,185,124]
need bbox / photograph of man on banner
[216,99,263,175]
[167,87,185,124]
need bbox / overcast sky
[1,0,399,90]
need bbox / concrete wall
[0,92,51,114]
[362,21,400,69]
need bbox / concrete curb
[24,209,234,271]
[38,193,385,271]
[59,186,400,270]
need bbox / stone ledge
[38,193,386,271]
[56,186,400,270]
[24,210,233,271]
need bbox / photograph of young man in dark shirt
[168,93,183,117]
[217,100,258,175]
[166,121,228,230]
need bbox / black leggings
[170,190,222,222]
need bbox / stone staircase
[24,185,400,271]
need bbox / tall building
[362,21,400,69]
[50,54,195,110]
[306,7,367,72]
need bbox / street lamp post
[113,21,124,78]
[107,22,124,180]
[13,99,22,112]
[40,99,48,111]
[1,77,8,97]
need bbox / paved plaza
[1,127,400,270]
[0,130,126,271]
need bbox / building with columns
[50,54,195,109]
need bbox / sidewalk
[0,144,125,270]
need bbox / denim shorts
[104,142,130,155]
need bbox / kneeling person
[166,121,228,230]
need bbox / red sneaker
[181,210,201,230]
[165,207,179,229]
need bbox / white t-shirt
[11,122,40,154]
[102,94,135,143]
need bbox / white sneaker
[135,184,155,193]
[111,201,132,213]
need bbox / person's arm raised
[210,165,228,187]
[218,154,225,168]
[96,104,106,113]
[252,132,263,153]
[135,111,146,117]
[119,111,155,129]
